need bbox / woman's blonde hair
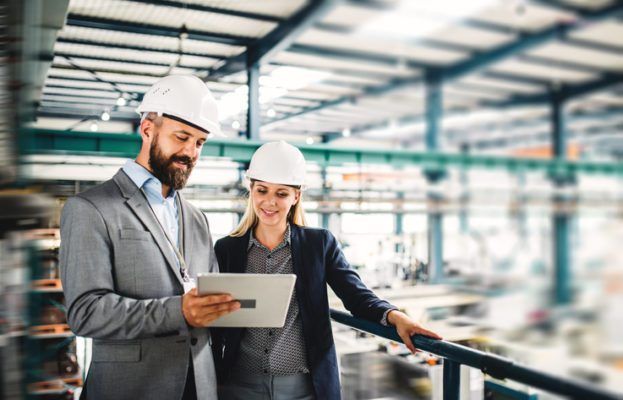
[230,181,307,237]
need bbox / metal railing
[330,309,623,400]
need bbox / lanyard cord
[139,188,190,282]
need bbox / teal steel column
[425,70,444,283]
[321,167,330,229]
[517,172,528,241]
[551,93,572,305]
[554,214,571,304]
[237,165,247,222]
[426,71,442,150]
[443,359,461,400]
[395,192,404,252]
[246,61,260,140]
[552,94,566,157]
[429,212,443,283]
[459,144,469,234]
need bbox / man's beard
[148,136,195,191]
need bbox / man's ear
[139,118,155,143]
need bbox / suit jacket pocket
[119,228,151,241]
[92,342,141,362]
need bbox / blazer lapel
[289,225,308,307]
[114,169,184,287]
[178,194,193,266]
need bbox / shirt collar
[248,223,291,251]
[122,159,177,200]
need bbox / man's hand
[182,289,240,327]
[387,310,442,353]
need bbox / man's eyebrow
[174,130,207,141]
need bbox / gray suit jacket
[60,169,218,400]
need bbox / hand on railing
[331,309,623,400]
[386,310,442,353]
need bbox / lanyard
[140,189,191,282]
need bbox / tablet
[196,273,296,328]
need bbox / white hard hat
[136,74,223,136]
[246,141,307,189]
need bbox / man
[60,75,239,400]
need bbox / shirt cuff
[380,307,399,326]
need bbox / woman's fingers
[414,326,443,340]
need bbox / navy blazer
[212,225,396,399]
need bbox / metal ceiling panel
[527,42,623,72]
[558,0,616,11]
[59,26,244,57]
[52,56,200,75]
[456,75,544,94]
[53,42,208,65]
[273,51,418,78]
[43,87,120,98]
[488,59,597,83]
[568,20,623,49]
[68,0,277,38]
[471,2,577,32]
[432,25,516,51]
[166,0,309,19]
[296,28,470,65]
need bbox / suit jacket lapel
[289,225,308,307]
[178,194,193,266]
[114,169,184,287]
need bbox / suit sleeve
[60,196,188,340]
[203,212,219,273]
[324,230,397,323]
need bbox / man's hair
[142,112,164,127]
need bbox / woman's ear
[293,190,301,205]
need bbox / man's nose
[180,141,199,160]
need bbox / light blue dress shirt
[122,159,180,251]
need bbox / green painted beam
[19,128,623,176]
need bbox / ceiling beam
[20,127,623,176]
[65,14,253,47]
[122,0,284,23]
[205,0,341,79]
[486,72,623,107]
[48,52,217,69]
[55,37,229,59]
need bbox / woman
[213,141,441,400]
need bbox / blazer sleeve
[323,230,396,323]
[60,196,188,340]
[203,212,219,273]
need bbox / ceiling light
[306,137,314,145]
[231,120,241,130]
[179,24,189,40]
[217,86,248,121]
[100,111,110,121]
[90,122,98,132]
[268,66,330,91]
[358,0,495,40]
[266,108,276,118]
[342,128,351,137]
[116,96,127,107]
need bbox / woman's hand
[387,310,442,353]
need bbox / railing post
[443,358,461,400]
